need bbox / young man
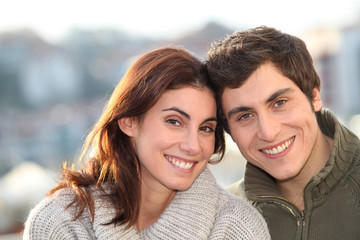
[206,26,360,240]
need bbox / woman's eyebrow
[202,117,217,125]
[162,107,190,119]
[163,107,217,124]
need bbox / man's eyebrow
[227,106,252,119]
[162,107,217,124]
[226,88,294,119]
[266,88,293,103]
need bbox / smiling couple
[24,26,360,240]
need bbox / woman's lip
[165,154,197,170]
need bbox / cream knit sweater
[23,168,270,239]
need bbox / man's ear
[312,87,322,112]
[118,117,138,137]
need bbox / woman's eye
[274,99,286,107]
[199,126,214,132]
[166,119,181,126]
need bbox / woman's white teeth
[262,137,294,155]
[166,155,194,169]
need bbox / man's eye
[166,119,180,126]
[274,99,286,107]
[237,113,252,121]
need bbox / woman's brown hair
[48,47,225,228]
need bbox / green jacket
[227,109,360,240]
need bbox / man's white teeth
[165,155,194,169]
[262,137,294,155]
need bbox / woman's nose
[179,130,201,155]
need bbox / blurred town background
[1,1,360,239]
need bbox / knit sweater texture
[227,108,360,239]
[23,168,270,239]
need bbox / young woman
[23,47,270,239]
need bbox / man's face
[221,62,324,182]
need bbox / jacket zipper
[257,195,306,239]
[300,210,305,239]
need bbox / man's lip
[259,136,295,151]
[258,136,295,158]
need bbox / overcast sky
[1,0,359,42]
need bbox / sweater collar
[92,168,219,239]
[244,108,360,203]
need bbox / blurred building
[303,23,360,119]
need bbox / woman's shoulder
[217,187,260,219]
[23,188,94,240]
[26,188,78,222]
[214,186,271,239]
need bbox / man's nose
[256,114,281,142]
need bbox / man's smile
[259,136,295,155]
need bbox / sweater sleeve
[23,190,95,240]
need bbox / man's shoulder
[226,178,248,199]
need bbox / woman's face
[120,86,217,193]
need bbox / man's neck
[277,176,309,210]
[276,132,333,210]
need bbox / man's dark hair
[206,26,321,131]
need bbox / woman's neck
[135,179,176,231]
